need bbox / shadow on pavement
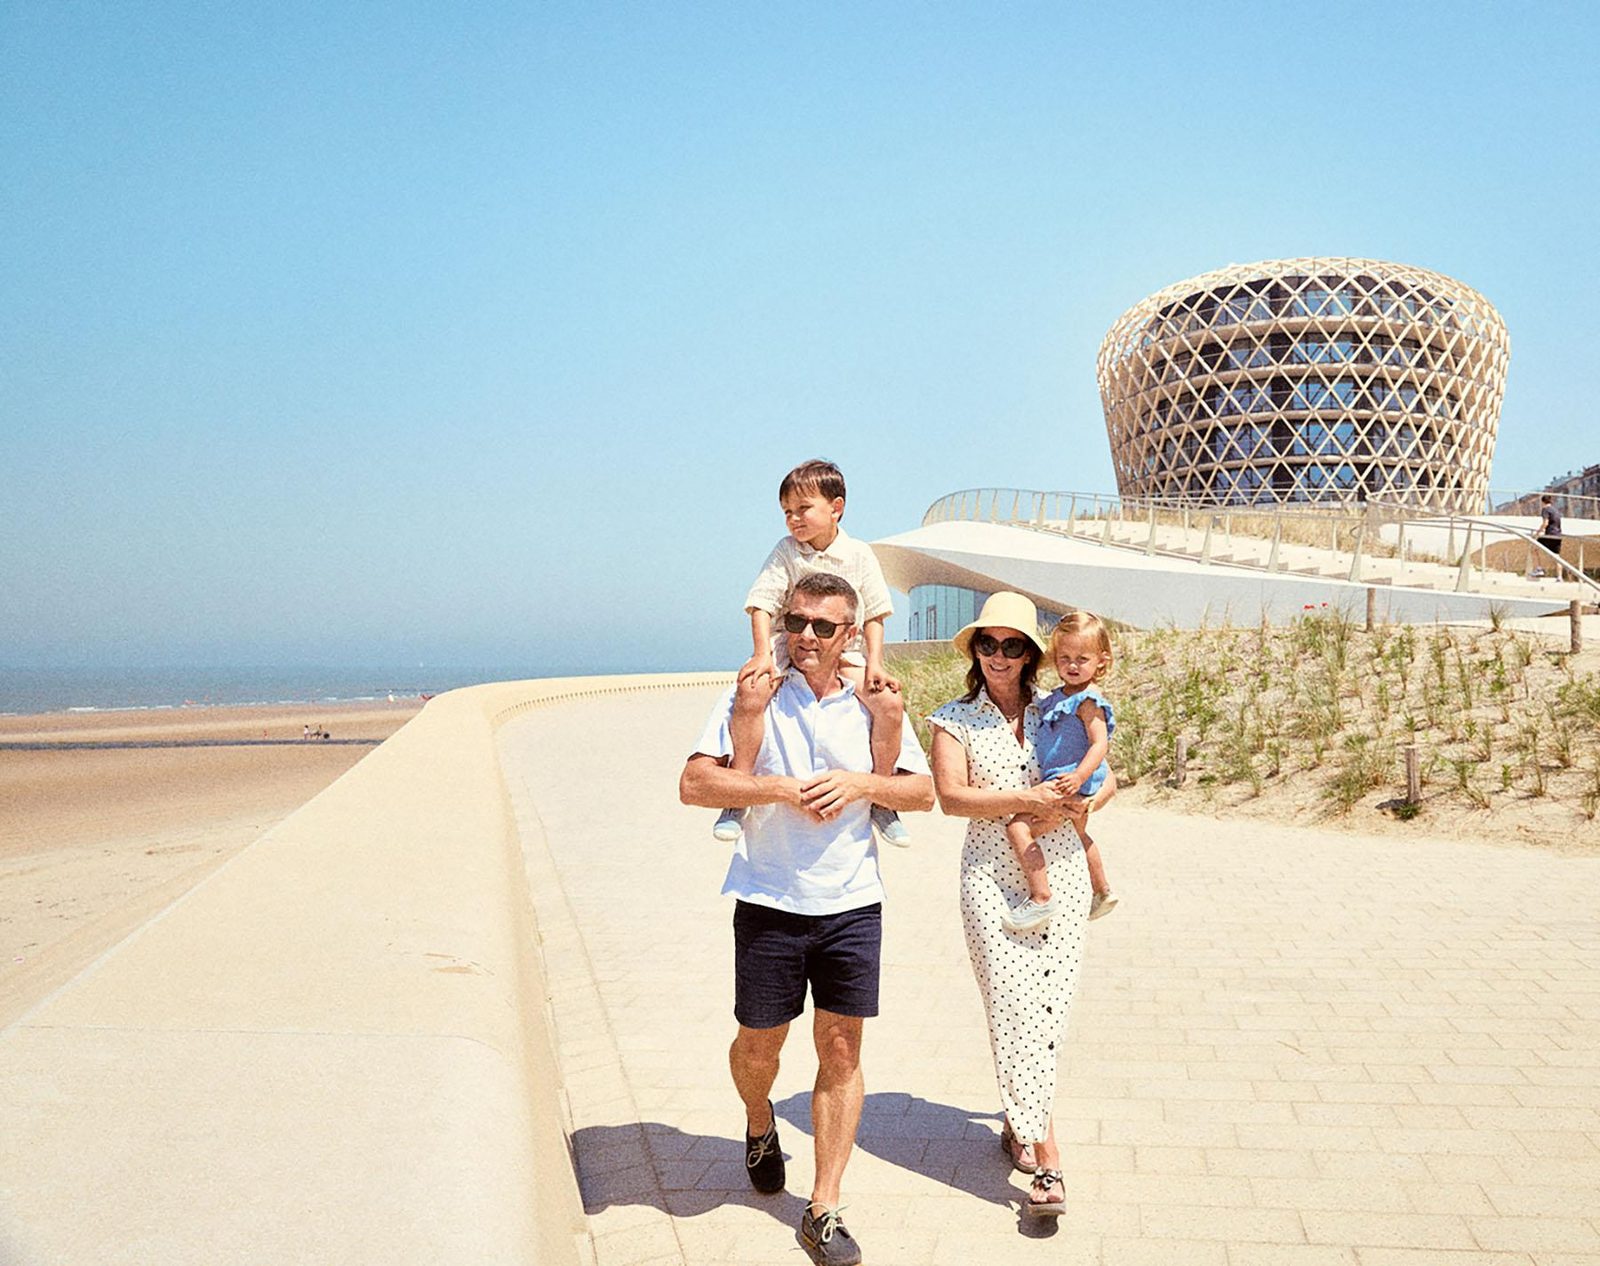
[783,1091,1060,1239]
[572,1091,1058,1240]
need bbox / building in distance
[1097,258,1510,514]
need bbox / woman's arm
[930,727,1071,821]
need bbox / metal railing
[920,488,1600,601]
[1486,487,1600,519]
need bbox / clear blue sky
[3,1,1594,672]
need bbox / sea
[0,665,642,718]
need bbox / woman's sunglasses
[973,633,1032,659]
[782,612,846,638]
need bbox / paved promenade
[500,684,1600,1266]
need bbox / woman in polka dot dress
[928,592,1111,1217]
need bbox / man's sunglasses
[973,633,1032,659]
[782,612,847,638]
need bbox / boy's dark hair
[792,571,858,620]
[779,459,847,510]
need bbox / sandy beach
[0,699,422,1027]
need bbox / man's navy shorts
[732,900,882,1029]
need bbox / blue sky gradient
[3,2,1595,670]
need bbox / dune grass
[889,612,1600,826]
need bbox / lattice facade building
[1097,258,1510,512]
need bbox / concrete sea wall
[0,673,728,1266]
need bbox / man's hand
[738,652,777,684]
[769,775,811,813]
[799,769,873,820]
[864,661,900,694]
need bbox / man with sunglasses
[680,571,933,1266]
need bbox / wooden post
[1200,516,1214,563]
[1572,600,1584,654]
[1145,505,1158,555]
[1366,586,1377,632]
[1405,744,1420,804]
[1174,736,1188,786]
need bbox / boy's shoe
[797,1203,861,1266]
[1089,890,1120,920]
[712,807,745,843]
[870,805,911,848]
[745,1101,785,1193]
[1003,896,1056,933]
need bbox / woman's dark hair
[959,640,1041,702]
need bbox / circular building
[1096,258,1509,512]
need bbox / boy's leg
[845,666,905,778]
[1005,816,1052,903]
[715,674,778,839]
[729,671,780,775]
[841,663,911,846]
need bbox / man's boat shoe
[745,1102,785,1194]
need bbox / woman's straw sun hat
[951,591,1052,660]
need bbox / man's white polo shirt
[693,672,929,917]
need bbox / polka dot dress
[930,688,1091,1144]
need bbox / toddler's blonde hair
[1051,610,1113,682]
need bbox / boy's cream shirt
[743,527,894,660]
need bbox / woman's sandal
[1025,1167,1067,1217]
[998,1120,1036,1174]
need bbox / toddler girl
[1002,611,1119,932]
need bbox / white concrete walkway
[501,684,1600,1266]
